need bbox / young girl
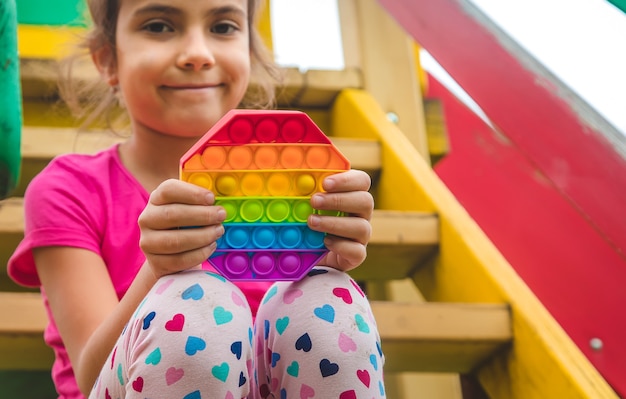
[9,0,385,398]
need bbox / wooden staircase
[0,1,619,397]
[1,57,618,398]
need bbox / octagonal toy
[180,109,351,281]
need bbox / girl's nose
[177,30,215,71]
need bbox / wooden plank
[352,210,439,281]
[294,68,361,107]
[11,126,381,197]
[0,292,47,333]
[20,58,362,108]
[0,335,54,370]
[0,292,53,370]
[373,302,510,373]
[423,98,450,164]
[0,292,509,373]
[343,0,430,160]
[1,197,438,280]
[0,198,23,285]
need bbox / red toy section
[378,0,626,395]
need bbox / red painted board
[427,74,626,394]
[378,0,626,258]
[378,0,626,394]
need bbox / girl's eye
[212,23,237,35]
[143,22,173,33]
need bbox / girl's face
[107,0,251,138]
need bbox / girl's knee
[117,270,254,395]
[253,268,385,397]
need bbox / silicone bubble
[180,109,350,281]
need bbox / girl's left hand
[308,169,374,272]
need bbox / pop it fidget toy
[180,110,350,281]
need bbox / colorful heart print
[180,110,350,281]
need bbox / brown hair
[59,0,281,130]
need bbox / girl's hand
[309,169,374,272]
[138,179,226,278]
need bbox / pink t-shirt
[8,144,271,399]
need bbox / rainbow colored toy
[180,110,350,281]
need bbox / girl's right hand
[138,179,226,278]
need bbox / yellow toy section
[0,0,619,398]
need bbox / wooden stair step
[12,127,382,197]
[353,210,439,281]
[372,301,511,373]
[0,292,54,370]
[0,291,510,373]
[0,198,23,290]
[20,59,362,108]
[1,199,438,282]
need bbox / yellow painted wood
[257,0,273,53]
[330,89,618,399]
[17,24,83,59]
[414,42,428,96]
[17,2,273,60]
[423,98,450,164]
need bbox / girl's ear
[91,44,119,87]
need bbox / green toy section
[0,0,21,199]
[15,0,86,26]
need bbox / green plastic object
[16,0,86,26]
[607,0,626,14]
[0,0,22,199]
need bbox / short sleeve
[8,155,105,287]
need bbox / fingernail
[205,192,215,204]
[217,207,227,221]
[311,194,323,208]
[216,224,225,237]
[324,178,335,191]
[309,215,321,227]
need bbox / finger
[139,203,227,230]
[148,242,218,275]
[308,214,371,245]
[140,224,224,255]
[311,191,374,220]
[322,169,371,193]
[321,237,367,272]
[150,179,215,206]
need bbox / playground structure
[1,0,625,398]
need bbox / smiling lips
[163,83,222,90]
[161,84,224,101]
